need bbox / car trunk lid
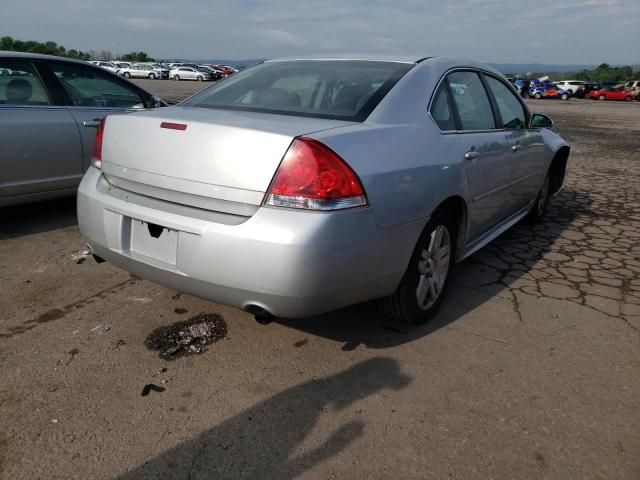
[101,107,353,214]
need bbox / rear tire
[624,96,631,102]
[534,93,542,99]
[599,95,605,101]
[527,174,551,224]
[561,93,568,100]
[174,75,180,81]
[123,72,130,79]
[379,209,457,325]
[149,73,156,79]
[197,75,203,82]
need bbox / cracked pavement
[0,95,638,479]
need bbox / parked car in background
[119,63,168,80]
[113,61,132,70]
[78,56,569,324]
[210,65,235,76]
[624,80,640,97]
[530,83,570,100]
[142,63,171,78]
[513,79,531,97]
[0,51,165,207]
[573,82,601,98]
[89,61,120,74]
[555,80,585,95]
[587,85,634,101]
[202,65,230,78]
[196,65,223,81]
[170,66,212,81]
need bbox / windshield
[182,60,413,121]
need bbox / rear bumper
[77,167,424,318]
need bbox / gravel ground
[0,91,638,479]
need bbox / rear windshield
[181,60,413,121]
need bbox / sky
[1,0,639,64]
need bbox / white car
[119,63,168,80]
[555,80,585,95]
[169,66,211,81]
[624,80,640,97]
[89,61,120,74]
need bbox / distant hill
[487,63,596,74]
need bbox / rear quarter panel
[313,121,469,229]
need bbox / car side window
[446,71,495,130]
[484,76,526,129]
[47,62,145,108]
[430,83,455,130]
[0,60,51,106]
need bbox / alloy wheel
[416,225,451,310]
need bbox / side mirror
[530,113,553,129]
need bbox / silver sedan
[0,52,164,206]
[78,56,570,323]
[169,66,212,81]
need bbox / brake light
[264,137,367,210]
[91,118,106,169]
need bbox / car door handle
[464,151,481,160]
[511,144,522,151]
[82,119,102,128]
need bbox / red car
[587,85,634,101]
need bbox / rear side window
[47,62,144,108]
[182,60,413,122]
[446,71,495,130]
[0,60,51,106]
[484,76,526,129]
[430,84,455,130]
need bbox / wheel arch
[549,146,570,195]
[431,195,468,258]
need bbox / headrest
[6,79,33,102]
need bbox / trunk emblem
[160,122,187,131]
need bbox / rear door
[446,70,515,241]
[36,60,149,173]
[0,57,82,198]
[483,74,545,212]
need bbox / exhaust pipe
[245,304,274,325]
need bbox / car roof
[266,54,434,64]
[0,50,96,65]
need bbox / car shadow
[0,196,77,240]
[275,188,593,349]
[115,358,410,479]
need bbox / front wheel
[174,75,180,81]
[123,72,130,78]
[624,96,632,102]
[148,73,156,79]
[599,95,605,101]
[561,93,568,100]
[379,210,457,325]
[197,75,203,82]
[527,174,551,223]
[534,93,542,99]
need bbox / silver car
[120,63,168,80]
[0,52,164,206]
[169,66,211,81]
[78,56,570,323]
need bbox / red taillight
[91,117,106,169]
[160,122,187,131]
[264,137,367,210]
